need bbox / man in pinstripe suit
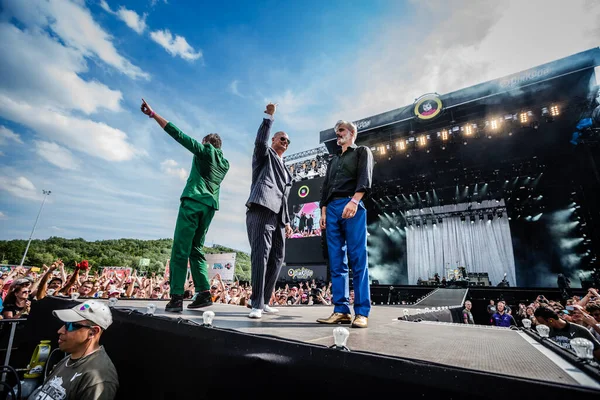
[246,103,293,319]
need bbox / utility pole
[19,190,51,266]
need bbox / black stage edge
[13,297,600,399]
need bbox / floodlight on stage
[379,145,386,155]
[397,140,406,151]
[520,112,528,124]
[460,215,466,223]
[487,213,493,221]
[418,135,427,147]
[550,105,559,117]
[491,119,499,130]
[438,217,443,224]
[470,216,475,224]
[464,124,473,136]
[441,130,449,141]
[479,213,484,221]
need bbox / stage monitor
[285,177,327,264]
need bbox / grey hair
[334,120,357,136]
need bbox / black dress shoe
[187,291,212,309]
[165,294,184,313]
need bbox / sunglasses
[336,127,347,133]
[279,136,291,144]
[64,322,94,332]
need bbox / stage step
[414,288,468,308]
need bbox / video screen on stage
[285,177,327,264]
[289,201,322,239]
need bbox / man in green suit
[140,99,230,312]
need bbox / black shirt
[320,144,374,207]
[549,321,600,353]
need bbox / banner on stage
[206,253,236,281]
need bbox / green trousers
[170,198,216,295]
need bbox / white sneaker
[263,305,279,313]
[248,308,262,319]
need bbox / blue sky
[1,0,599,252]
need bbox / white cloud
[229,80,244,97]
[0,176,40,201]
[0,212,5,219]
[34,141,80,170]
[0,94,137,162]
[160,159,188,181]
[2,0,149,80]
[0,23,123,115]
[0,125,23,145]
[343,0,600,119]
[100,1,147,34]
[117,7,147,34]
[150,29,202,61]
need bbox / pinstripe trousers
[246,204,286,310]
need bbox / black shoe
[165,294,184,313]
[187,291,212,309]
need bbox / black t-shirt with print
[549,321,600,352]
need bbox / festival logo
[298,185,309,198]
[414,93,443,121]
[287,267,314,280]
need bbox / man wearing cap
[30,300,119,400]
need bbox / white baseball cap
[53,300,113,330]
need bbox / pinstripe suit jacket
[245,115,292,226]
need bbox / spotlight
[418,135,427,147]
[491,119,499,130]
[464,124,473,136]
[460,215,466,223]
[437,217,443,224]
[550,105,559,117]
[441,130,449,141]
[479,213,484,221]
[519,112,528,124]
[397,140,406,151]
[470,215,475,224]
[379,145,386,155]
[488,213,494,221]
[496,210,503,218]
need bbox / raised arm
[141,98,209,156]
[252,103,276,167]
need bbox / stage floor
[109,299,599,389]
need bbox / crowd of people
[285,154,328,182]
[0,261,342,320]
[461,288,600,359]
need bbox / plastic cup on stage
[535,324,550,338]
[333,327,350,350]
[521,319,532,329]
[108,297,118,307]
[47,289,55,296]
[71,293,80,300]
[146,303,157,316]
[570,338,594,361]
[202,311,215,327]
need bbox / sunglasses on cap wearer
[279,136,291,145]
[64,322,95,332]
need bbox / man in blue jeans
[317,120,374,328]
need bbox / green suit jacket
[165,122,230,210]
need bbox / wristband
[149,111,154,118]
[350,198,359,205]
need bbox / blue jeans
[326,198,371,317]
